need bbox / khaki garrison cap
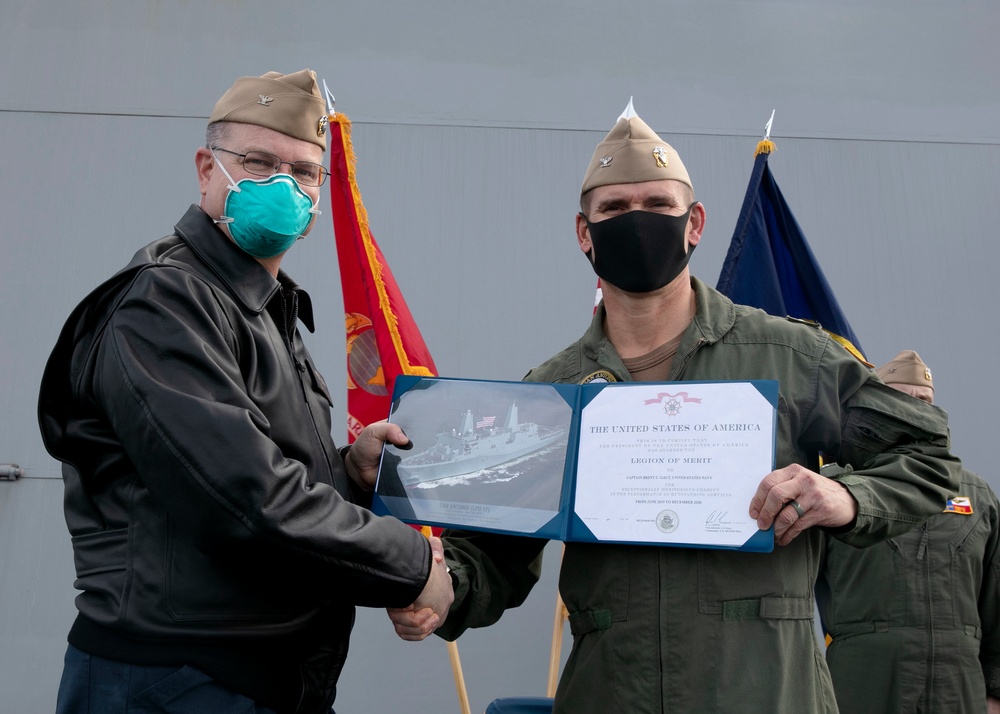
[208,69,329,150]
[581,102,692,196]
[876,350,934,391]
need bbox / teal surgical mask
[212,150,320,259]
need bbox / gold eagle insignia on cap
[317,114,329,137]
[653,146,669,168]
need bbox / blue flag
[716,141,866,361]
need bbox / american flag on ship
[476,416,496,429]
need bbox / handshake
[344,423,455,641]
[387,536,454,641]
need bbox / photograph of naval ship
[374,378,571,533]
[398,401,565,485]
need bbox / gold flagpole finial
[755,109,776,157]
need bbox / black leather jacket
[38,206,431,713]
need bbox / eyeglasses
[212,146,329,187]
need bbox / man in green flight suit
[817,350,1000,713]
[387,105,964,713]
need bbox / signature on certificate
[704,510,743,534]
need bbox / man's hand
[387,536,454,641]
[748,463,858,546]
[345,420,412,490]
[987,695,1000,714]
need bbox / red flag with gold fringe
[327,111,440,537]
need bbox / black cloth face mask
[583,206,696,293]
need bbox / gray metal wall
[2,1,998,712]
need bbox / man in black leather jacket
[37,69,453,714]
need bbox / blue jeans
[56,644,279,714]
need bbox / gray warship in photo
[398,401,565,485]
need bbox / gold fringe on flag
[754,139,776,157]
[329,113,434,378]
[828,332,872,367]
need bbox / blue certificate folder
[373,376,777,552]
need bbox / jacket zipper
[279,291,338,488]
[668,338,708,380]
[920,521,935,709]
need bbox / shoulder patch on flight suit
[944,496,974,515]
[581,370,618,384]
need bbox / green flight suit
[817,467,1000,713]
[439,278,961,714]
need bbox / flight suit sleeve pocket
[841,382,949,458]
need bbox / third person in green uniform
[817,350,1000,713]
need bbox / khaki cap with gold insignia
[208,69,328,150]
[581,102,692,196]
[876,350,934,391]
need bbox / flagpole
[447,641,472,714]
[757,109,776,156]
[546,592,568,697]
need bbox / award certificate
[374,376,777,551]
[574,381,776,548]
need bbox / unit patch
[944,496,973,515]
[580,370,617,384]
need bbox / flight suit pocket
[559,543,630,627]
[697,545,815,616]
